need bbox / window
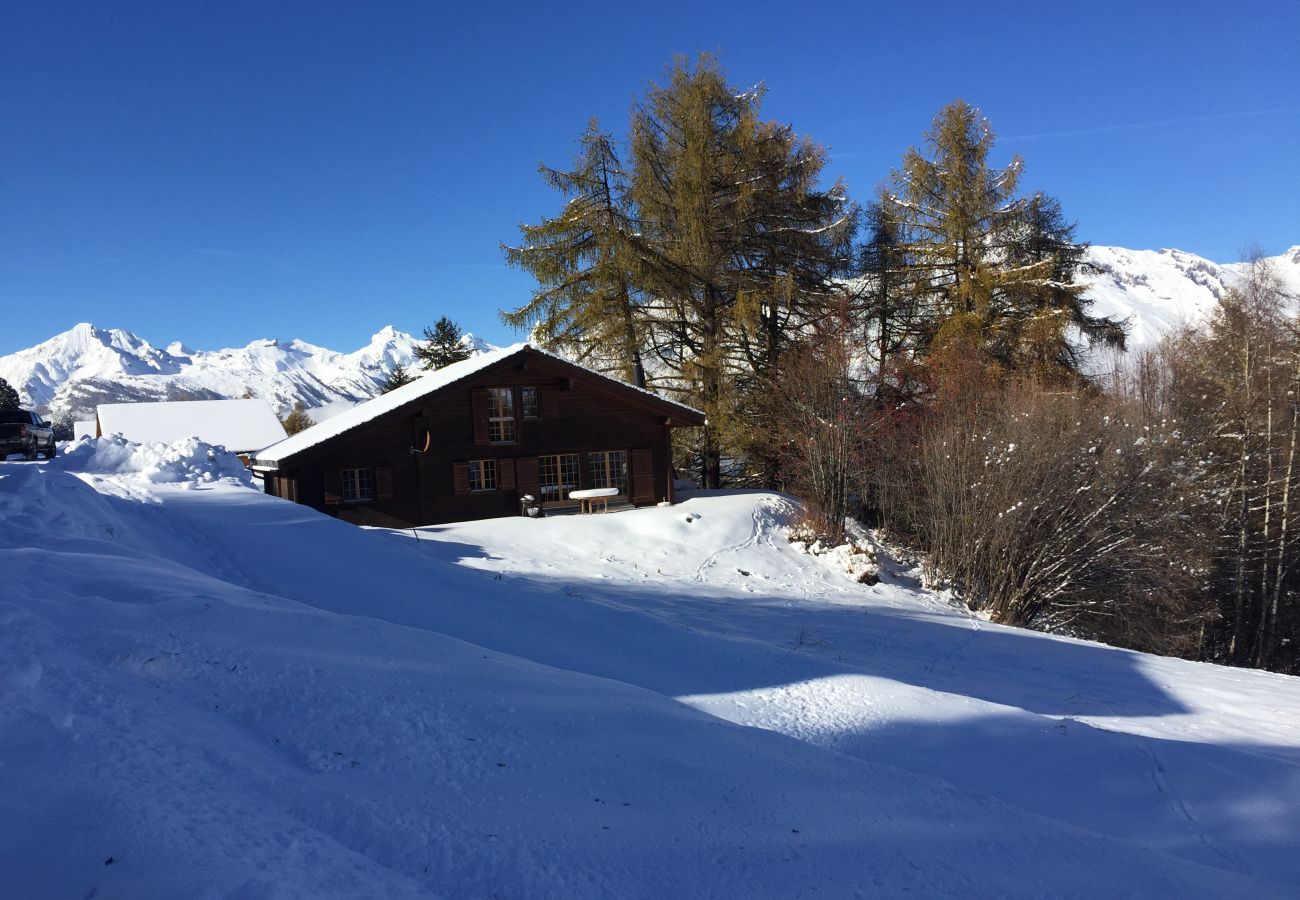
[341,467,374,502]
[488,387,516,442]
[468,459,497,492]
[520,386,540,419]
[275,476,298,501]
[588,450,628,496]
[538,453,580,504]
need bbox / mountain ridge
[0,323,494,420]
[4,243,1297,418]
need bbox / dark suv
[0,409,57,460]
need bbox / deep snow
[2,439,1298,898]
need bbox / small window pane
[488,387,516,442]
[521,386,539,418]
[341,467,375,502]
[469,459,497,492]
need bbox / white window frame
[488,387,516,443]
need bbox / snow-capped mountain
[3,244,1296,418]
[1082,244,1300,349]
[0,324,494,419]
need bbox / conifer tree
[629,54,854,486]
[857,192,912,388]
[414,317,472,370]
[380,363,415,393]
[0,377,20,410]
[502,120,647,386]
[280,401,314,435]
[885,99,1122,378]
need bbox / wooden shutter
[498,458,517,491]
[516,456,540,499]
[323,470,342,505]
[413,413,430,453]
[630,448,655,504]
[471,389,490,445]
[375,466,394,501]
[540,387,558,418]
[452,462,470,495]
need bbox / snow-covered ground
[3,439,1299,898]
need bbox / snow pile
[787,520,882,584]
[52,435,253,485]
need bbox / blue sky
[2,1,1297,355]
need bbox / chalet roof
[250,343,704,468]
[96,398,287,453]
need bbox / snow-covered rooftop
[251,343,703,467]
[96,398,287,453]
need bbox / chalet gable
[251,344,702,470]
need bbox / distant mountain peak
[0,324,498,419]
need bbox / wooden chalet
[250,344,705,527]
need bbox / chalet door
[537,453,580,506]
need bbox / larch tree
[502,120,647,387]
[280,401,314,436]
[885,99,1122,380]
[629,54,854,486]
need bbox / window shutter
[375,466,394,501]
[471,389,490,445]
[630,448,655,504]
[453,462,470,495]
[498,458,517,491]
[516,456,540,498]
[323,470,342,505]
[413,414,430,453]
[540,387,558,418]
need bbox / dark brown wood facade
[256,348,703,527]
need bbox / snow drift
[1,447,1299,897]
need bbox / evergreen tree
[414,317,472,370]
[0,377,20,410]
[280,401,314,435]
[629,54,854,486]
[885,99,1122,378]
[857,192,913,388]
[380,363,415,393]
[502,120,647,386]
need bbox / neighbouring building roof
[73,419,97,440]
[250,343,704,468]
[96,398,287,453]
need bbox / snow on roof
[73,419,97,440]
[251,343,703,467]
[96,398,287,453]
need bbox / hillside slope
[1083,244,1300,348]
[1,440,1298,897]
